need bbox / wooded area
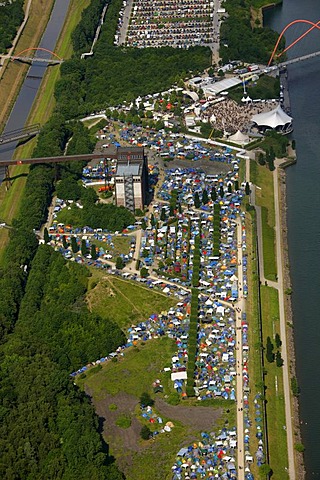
[0,0,24,53]
[219,0,284,64]
[0,245,125,479]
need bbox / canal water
[264,1,320,478]
[0,0,71,165]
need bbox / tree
[116,257,124,270]
[259,464,272,476]
[150,214,156,227]
[44,227,50,244]
[91,244,97,260]
[258,152,266,165]
[291,377,300,397]
[219,185,224,198]
[140,425,151,440]
[160,208,166,222]
[140,267,149,278]
[194,192,201,209]
[141,219,147,230]
[276,350,284,367]
[202,189,209,205]
[266,336,274,363]
[62,235,69,249]
[81,239,88,256]
[71,237,78,253]
[275,333,282,348]
[245,182,250,195]
[211,187,217,202]
[140,392,154,407]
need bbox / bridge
[8,56,62,65]
[277,49,320,68]
[269,18,320,66]
[0,153,112,168]
[0,47,63,66]
[0,124,41,146]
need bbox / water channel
[0,0,71,168]
[265,1,320,478]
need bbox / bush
[140,425,151,440]
[140,392,154,407]
[167,392,180,406]
[115,414,131,429]
[294,443,305,453]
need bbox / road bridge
[0,153,114,168]
[277,49,320,68]
[0,124,41,146]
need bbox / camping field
[76,337,227,480]
[86,275,177,329]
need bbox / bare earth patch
[86,387,223,474]
[155,398,222,431]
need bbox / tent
[228,130,250,145]
[251,105,292,129]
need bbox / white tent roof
[251,105,292,128]
[228,130,250,145]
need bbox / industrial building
[114,147,148,212]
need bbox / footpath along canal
[265,1,320,478]
[0,0,71,177]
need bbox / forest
[0,245,125,479]
[219,0,285,64]
[53,0,211,119]
[0,0,24,53]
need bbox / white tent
[228,130,250,145]
[251,105,292,129]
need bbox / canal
[0,0,71,168]
[265,1,320,478]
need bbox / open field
[260,285,289,478]
[250,160,277,280]
[0,0,90,264]
[77,337,225,480]
[87,275,177,329]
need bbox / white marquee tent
[251,105,292,129]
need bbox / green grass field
[77,336,176,399]
[87,275,177,330]
[260,285,289,478]
[250,161,277,281]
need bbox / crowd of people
[125,0,216,48]
[204,98,279,135]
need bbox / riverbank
[278,160,306,479]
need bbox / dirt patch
[86,388,223,475]
[155,398,222,431]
